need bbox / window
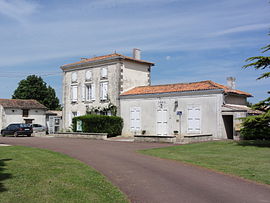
[22,109,29,117]
[71,72,77,83]
[71,85,78,102]
[101,67,108,79]
[85,84,96,101]
[100,82,108,101]
[85,70,92,81]
[187,106,201,133]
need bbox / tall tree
[243,32,270,111]
[240,32,270,140]
[12,75,61,110]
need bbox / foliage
[140,141,270,185]
[12,75,61,110]
[251,94,270,111]
[73,114,123,136]
[241,31,270,139]
[240,110,270,140]
[86,102,117,116]
[0,146,128,203]
[243,36,270,80]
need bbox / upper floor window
[85,70,92,81]
[101,67,108,79]
[85,84,96,101]
[71,85,78,102]
[100,82,108,101]
[71,72,78,83]
[22,109,29,117]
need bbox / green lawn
[0,146,128,203]
[140,141,270,185]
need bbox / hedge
[72,114,123,136]
[240,110,270,140]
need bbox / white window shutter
[72,86,78,102]
[100,83,103,100]
[91,84,96,101]
[103,82,108,100]
[82,85,85,101]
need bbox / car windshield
[20,124,31,128]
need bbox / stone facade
[61,52,153,130]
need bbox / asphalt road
[1,137,270,203]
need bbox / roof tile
[120,80,251,97]
[62,53,154,68]
[0,99,47,109]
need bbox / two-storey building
[61,49,154,129]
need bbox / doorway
[222,115,234,139]
[157,109,168,136]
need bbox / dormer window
[101,67,108,79]
[85,70,92,81]
[71,72,77,83]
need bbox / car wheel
[14,132,18,137]
[27,134,31,137]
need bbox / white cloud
[0,0,38,22]
[210,23,270,37]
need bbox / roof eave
[120,89,224,98]
[61,56,154,70]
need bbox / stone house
[61,49,252,141]
[0,99,47,130]
[61,49,154,129]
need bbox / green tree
[241,33,270,139]
[12,75,61,110]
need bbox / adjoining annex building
[61,49,253,142]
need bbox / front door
[157,109,168,136]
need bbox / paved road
[1,137,270,203]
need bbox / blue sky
[0,0,269,103]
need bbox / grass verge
[0,146,128,203]
[139,141,270,185]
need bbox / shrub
[72,115,123,136]
[240,110,270,140]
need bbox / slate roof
[61,53,154,68]
[120,80,252,97]
[0,99,47,109]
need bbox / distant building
[0,99,47,129]
[61,49,252,141]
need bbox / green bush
[240,110,270,140]
[72,115,123,136]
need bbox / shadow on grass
[0,158,12,192]
[237,140,270,147]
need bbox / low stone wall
[134,135,176,143]
[176,134,213,144]
[52,132,108,140]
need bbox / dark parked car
[1,123,33,137]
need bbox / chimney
[133,48,141,60]
[227,77,236,89]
